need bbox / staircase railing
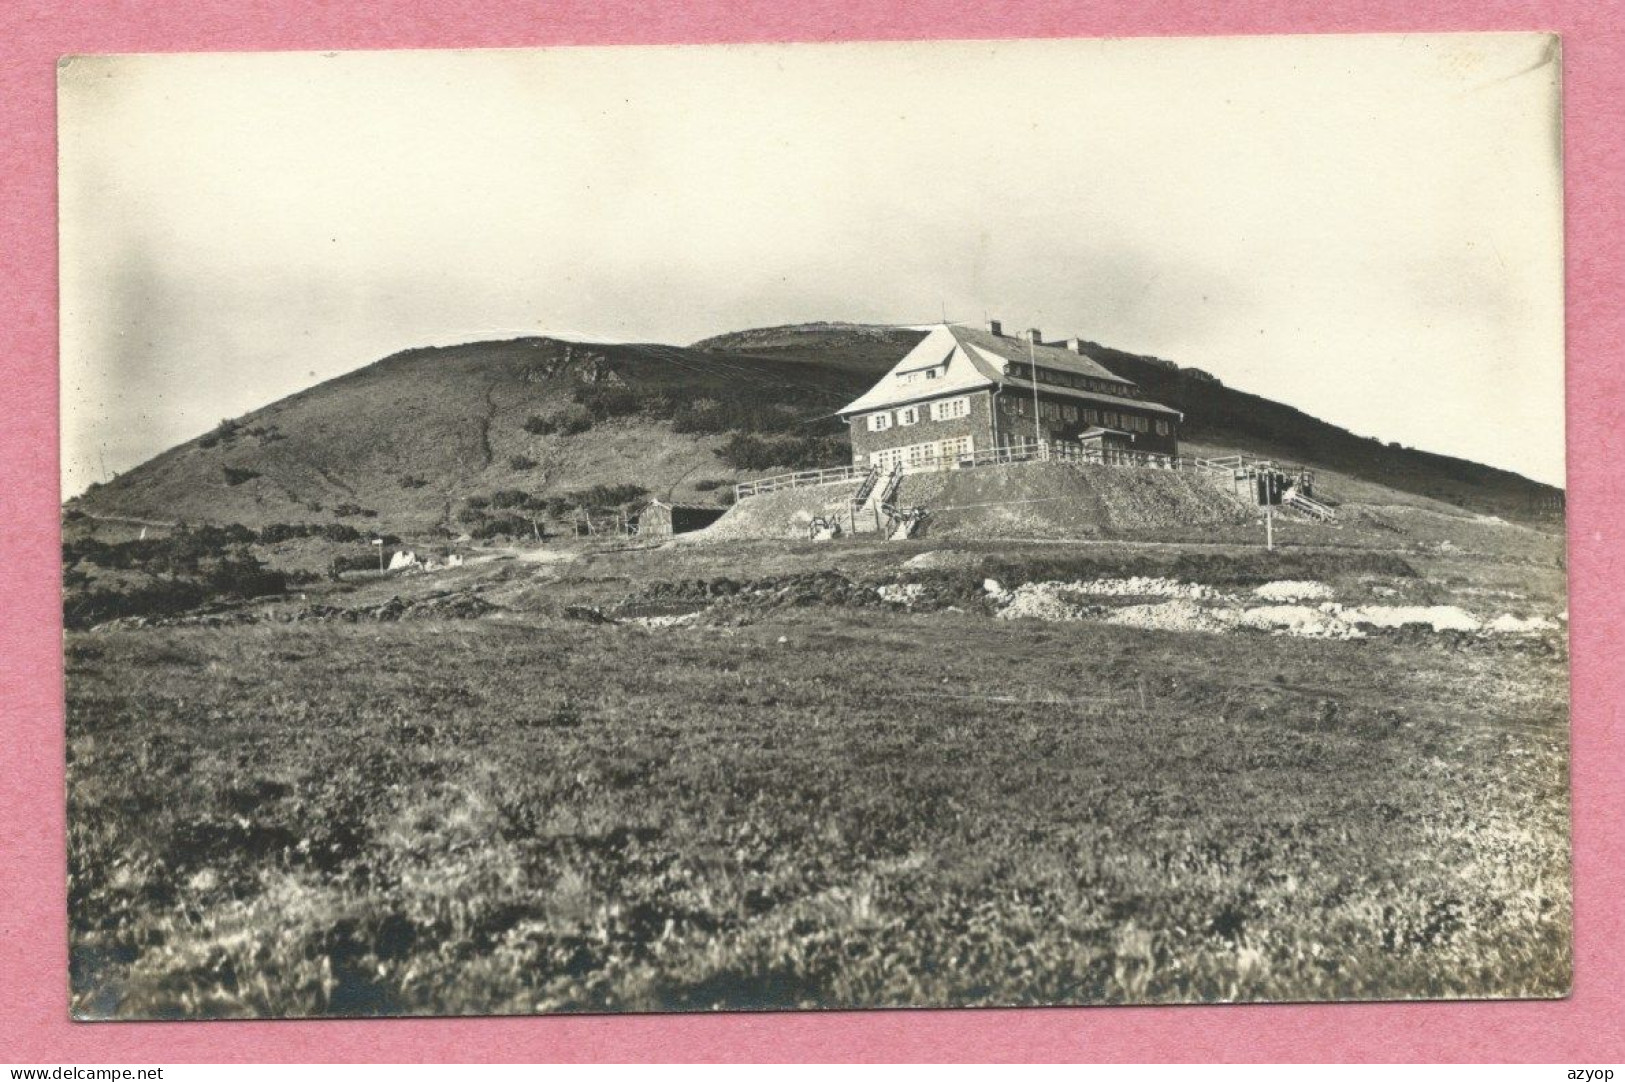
[876,466,903,506]
[849,465,882,506]
[1285,488,1337,521]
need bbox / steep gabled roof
[836,326,998,415]
[838,323,1176,417]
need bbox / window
[1012,399,1029,417]
[869,447,904,471]
[931,396,970,421]
[868,412,892,432]
[1063,405,1079,423]
[924,368,941,380]
[873,437,975,473]
[1155,419,1171,436]
[898,406,919,426]
[1084,409,1099,426]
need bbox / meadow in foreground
[66,576,1570,1017]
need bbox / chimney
[987,319,1002,337]
[1025,328,1043,345]
[1066,337,1087,354]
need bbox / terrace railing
[734,444,1317,502]
[950,440,1178,472]
[734,464,870,501]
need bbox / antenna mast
[1029,335,1041,453]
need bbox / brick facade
[847,391,997,466]
[848,388,1177,465]
[996,391,1180,457]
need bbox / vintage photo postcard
[59,34,1568,1019]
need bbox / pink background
[2,0,1620,1063]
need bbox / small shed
[636,499,727,537]
[1077,425,1136,452]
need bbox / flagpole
[1029,334,1041,455]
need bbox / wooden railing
[734,464,869,501]
[734,444,1317,501]
[947,440,1178,472]
[1285,488,1337,521]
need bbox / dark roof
[642,500,726,514]
[1001,376,1183,416]
[948,324,1135,388]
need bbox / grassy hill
[68,335,890,538]
[70,321,1561,543]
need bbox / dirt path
[77,511,179,529]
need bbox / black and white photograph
[59,34,1569,1019]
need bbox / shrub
[489,489,540,511]
[508,455,537,471]
[198,418,242,450]
[202,553,287,599]
[61,546,287,628]
[572,483,647,510]
[523,415,556,435]
[572,385,639,421]
[222,466,260,486]
[692,479,727,492]
[471,515,540,540]
[321,523,363,544]
[63,579,209,630]
[714,433,849,471]
[399,475,428,489]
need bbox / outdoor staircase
[850,465,882,507]
[850,465,902,535]
[1284,486,1337,521]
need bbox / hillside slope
[72,321,1561,540]
[69,336,881,537]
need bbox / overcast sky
[58,34,1565,494]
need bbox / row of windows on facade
[1004,398,1171,436]
[868,436,976,471]
[866,396,971,431]
[1010,363,1139,399]
[866,394,1170,437]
